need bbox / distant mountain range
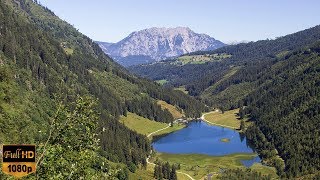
[97,27,225,66]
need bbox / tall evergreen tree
[170,166,178,180]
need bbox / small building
[206,173,213,180]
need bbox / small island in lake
[220,138,230,143]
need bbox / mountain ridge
[0,0,206,178]
[97,27,225,66]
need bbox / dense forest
[0,0,205,178]
[243,42,320,178]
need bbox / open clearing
[202,109,243,129]
[120,112,184,140]
[157,100,184,119]
[174,86,189,94]
[153,153,277,180]
[174,53,232,65]
[155,79,168,85]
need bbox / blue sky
[40,0,320,43]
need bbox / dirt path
[147,123,171,138]
[146,152,195,180]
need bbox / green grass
[120,112,168,136]
[129,164,155,180]
[174,86,189,94]
[155,79,169,85]
[250,163,278,177]
[175,53,232,65]
[151,124,185,137]
[64,47,74,55]
[203,109,243,129]
[108,159,155,180]
[120,112,185,139]
[177,173,193,180]
[132,165,197,180]
[220,138,230,142]
[129,159,193,180]
[157,100,184,119]
[152,153,277,180]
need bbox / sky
[40,0,320,44]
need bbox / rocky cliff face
[97,27,225,66]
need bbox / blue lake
[152,121,261,167]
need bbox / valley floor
[151,153,277,180]
[202,109,251,130]
[125,110,277,180]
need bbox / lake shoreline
[152,121,259,156]
[151,152,277,179]
[150,120,277,179]
[201,110,242,130]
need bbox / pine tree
[154,165,160,179]
[159,165,163,180]
[240,120,245,130]
[164,162,171,179]
[239,107,245,119]
[170,166,177,180]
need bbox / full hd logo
[2,145,36,177]
[3,148,35,159]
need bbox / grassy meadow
[203,109,242,129]
[120,112,184,139]
[120,112,168,135]
[152,153,278,180]
[174,53,232,65]
[155,79,169,85]
[174,86,189,94]
[157,100,184,119]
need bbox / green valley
[152,153,277,180]
[130,25,320,178]
[1,0,320,179]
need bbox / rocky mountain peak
[97,27,225,66]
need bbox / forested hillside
[130,25,320,109]
[129,24,320,178]
[0,0,205,178]
[243,42,320,178]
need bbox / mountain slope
[244,42,320,177]
[0,0,205,178]
[130,25,320,108]
[130,25,320,177]
[98,27,225,66]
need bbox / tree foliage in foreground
[0,0,206,178]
